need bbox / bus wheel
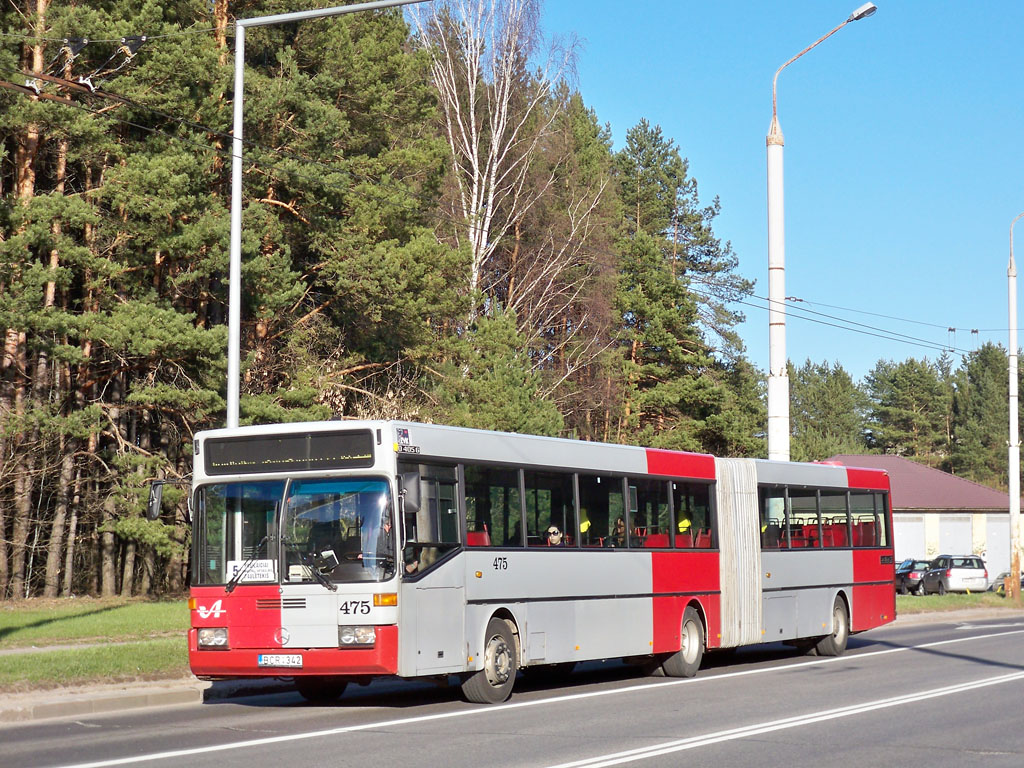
[814,598,849,657]
[462,618,517,704]
[662,606,704,678]
[294,675,348,702]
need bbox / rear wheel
[814,597,849,657]
[661,606,704,677]
[294,675,348,702]
[937,581,946,596]
[462,618,517,704]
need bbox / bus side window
[787,489,819,548]
[525,470,575,547]
[759,487,785,549]
[673,481,712,548]
[578,474,624,547]
[630,477,669,546]
[819,490,848,548]
[398,462,459,573]
[464,464,521,548]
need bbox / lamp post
[226,0,427,428]
[1009,212,1024,604]
[766,2,877,461]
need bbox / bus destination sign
[205,430,375,475]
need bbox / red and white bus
[158,420,895,704]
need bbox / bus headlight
[338,626,375,647]
[198,627,229,649]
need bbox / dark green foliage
[865,357,949,461]
[0,1,794,600]
[789,359,869,462]
[950,343,1009,486]
[427,310,564,437]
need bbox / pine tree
[950,343,1008,487]
[789,360,869,462]
[865,357,948,461]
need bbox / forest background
[0,0,1018,600]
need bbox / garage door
[986,515,1009,579]
[893,514,925,562]
[940,515,972,557]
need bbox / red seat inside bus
[466,529,491,547]
[643,533,670,548]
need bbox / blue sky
[540,0,1024,382]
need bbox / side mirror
[146,481,165,521]
[400,472,421,515]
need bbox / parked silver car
[920,555,988,594]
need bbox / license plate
[258,653,302,668]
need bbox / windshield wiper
[283,538,337,592]
[225,535,268,594]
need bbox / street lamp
[226,0,427,428]
[1009,212,1024,604]
[766,2,877,461]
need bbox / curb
[0,678,297,724]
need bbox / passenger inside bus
[546,527,565,546]
[607,517,627,548]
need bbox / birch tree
[412,0,572,313]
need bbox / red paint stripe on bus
[651,551,720,652]
[645,449,716,480]
[845,467,889,491]
[851,549,896,631]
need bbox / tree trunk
[62,467,82,596]
[100,496,118,597]
[43,448,75,597]
[120,540,136,597]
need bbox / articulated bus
[155,420,895,704]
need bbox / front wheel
[462,618,517,704]
[814,597,849,657]
[661,606,704,677]
[914,582,925,596]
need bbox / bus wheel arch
[461,613,519,704]
[661,602,705,678]
[815,592,850,657]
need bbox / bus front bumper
[189,625,398,677]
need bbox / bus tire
[462,617,517,704]
[814,597,849,657]
[294,675,348,702]
[662,606,704,678]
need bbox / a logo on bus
[197,599,225,619]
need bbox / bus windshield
[194,477,396,585]
[281,478,396,583]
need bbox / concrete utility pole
[1009,212,1024,604]
[765,3,877,461]
[226,0,428,428]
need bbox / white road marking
[543,671,1024,768]
[46,628,1024,768]
[954,621,1024,630]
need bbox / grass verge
[0,597,188,649]
[0,637,190,692]
[895,590,1014,615]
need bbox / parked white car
[920,555,988,594]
